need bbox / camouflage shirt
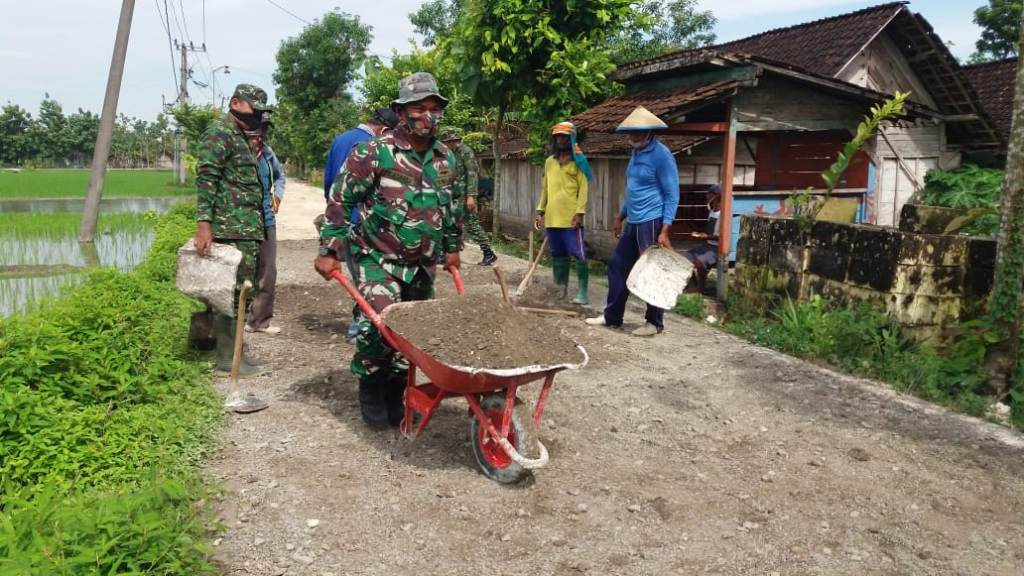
[321,127,462,282]
[452,141,479,201]
[195,116,266,240]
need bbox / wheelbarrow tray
[328,269,582,481]
[380,299,589,395]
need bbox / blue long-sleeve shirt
[259,145,286,228]
[324,124,375,224]
[620,137,680,225]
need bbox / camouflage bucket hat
[392,72,449,107]
[232,83,273,112]
[439,128,462,141]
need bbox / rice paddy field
[0,170,193,316]
[0,168,191,199]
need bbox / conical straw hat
[616,106,668,132]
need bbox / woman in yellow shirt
[533,122,592,305]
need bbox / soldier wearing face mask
[193,84,275,395]
[314,72,462,427]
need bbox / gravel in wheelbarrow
[384,293,581,370]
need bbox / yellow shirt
[536,156,588,228]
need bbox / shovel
[225,281,269,414]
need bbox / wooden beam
[665,121,729,134]
[717,100,737,300]
[943,114,981,122]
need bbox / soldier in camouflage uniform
[440,129,497,266]
[314,72,462,426]
[194,84,274,382]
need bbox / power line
[167,0,186,43]
[262,0,310,25]
[175,0,192,45]
[154,0,178,93]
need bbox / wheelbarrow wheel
[470,394,536,484]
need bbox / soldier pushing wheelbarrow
[313,72,587,483]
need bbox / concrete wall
[734,209,995,340]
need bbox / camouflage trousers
[351,255,434,381]
[219,239,261,315]
[464,209,492,252]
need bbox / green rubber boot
[571,259,589,305]
[214,314,261,376]
[552,257,571,299]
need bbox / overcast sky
[1,0,983,121]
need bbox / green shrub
[917,164,1003,236]
[0,201,221,575]
[673,294,704,319]
[726,295,991,418]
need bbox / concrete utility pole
[79,0,135,243]
[172,41,206,184]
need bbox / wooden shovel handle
[515,235,548,296]
[493,266,511,304]
[229,281,252,390]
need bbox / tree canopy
[0,97,170,168]
[271,10,372,170]
[971,0,1022,62]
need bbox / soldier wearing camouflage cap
[193,83,276,396]
[440,129,496,265]
[315,72,462,426]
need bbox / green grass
[673,294,705,319]
[723,294,1009,424]
[0,169,192,199]
[0,202,223,574]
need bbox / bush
[917,164,1003,236]
[0,202,222,575]
[726,295,991,418]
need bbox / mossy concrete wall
[735,210,995,340]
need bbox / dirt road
[275,180,324,241]
[208,211,1024,574]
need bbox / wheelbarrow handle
[449,265,465,295]
[329,266,465,334]
[330,270,386,331]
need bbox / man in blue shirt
[321,108,398,343]
[586,106,679,336]
[247,140,286,334]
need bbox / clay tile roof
[477,132,707,159]
[961,57,1018,143]
[571,80,740,132]
[580,133,707,156]
[614,2,906,80]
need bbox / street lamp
[211,65,230,108]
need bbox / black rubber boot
[214,314,261,376]
[385,374,408,427]
[478,249,498,266]
[358,376,390,426]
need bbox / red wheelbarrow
[330,269,588,484]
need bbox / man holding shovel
[533,121,592,305]
[586,106,679,336]
[193,84,272,377]
[314,72,462,427]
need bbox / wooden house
[488,2,1003,267]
